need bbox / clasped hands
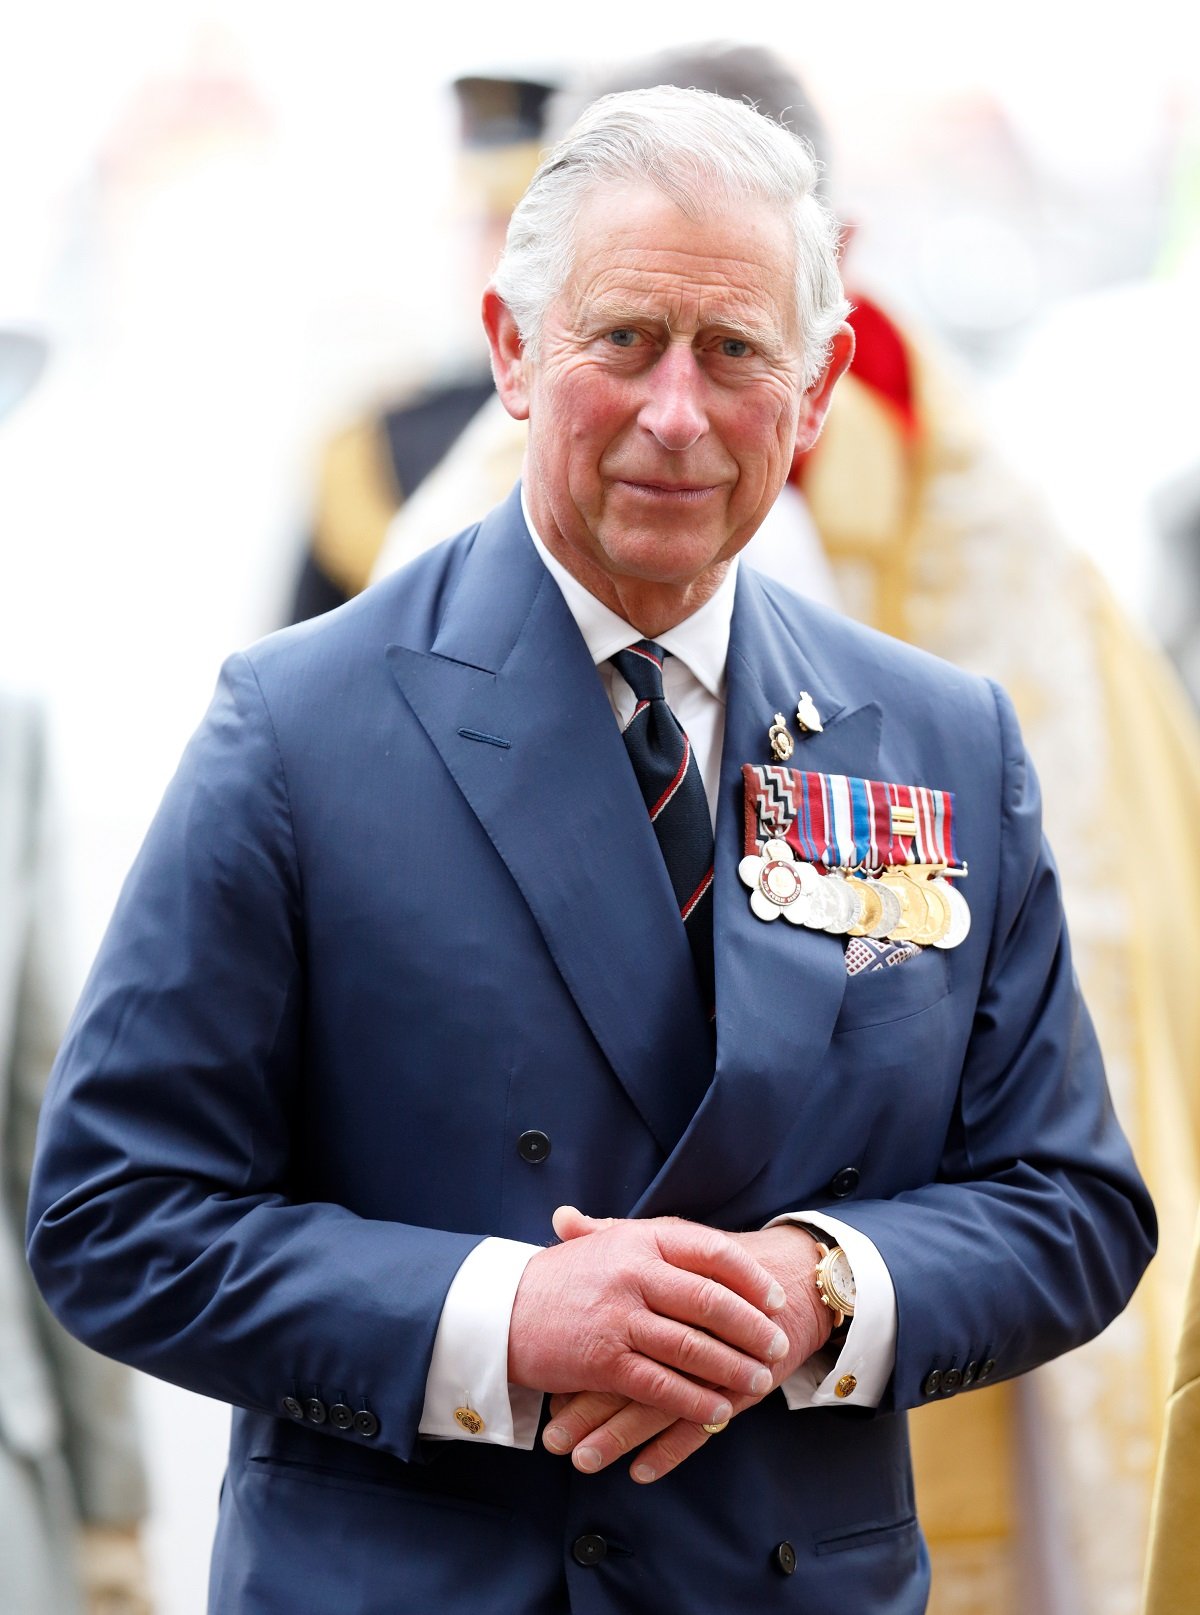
[507,1206,832,1486]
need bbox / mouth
[614,479,723,503]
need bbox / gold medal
[846,880,884,938]
[882,870,929,942]
[913,880,952,945]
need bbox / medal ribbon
[743,764,961,869]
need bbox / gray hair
[546,42,833,194]
[491,84,849,386]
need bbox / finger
[640,1264,790,1367]
[566,1401,675,1475]
[653,1223,787,1314]
[551,1205,615,1242]
[629,1418,717,1485]
[542,1390,629,1454]
[627,1310,776,1399]
[614,1355,734,1428]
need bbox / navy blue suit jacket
[28,486,1154,1613]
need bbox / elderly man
[28,88,1152,1614]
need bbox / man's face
[489,183,834,617]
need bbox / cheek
[728,402,795,481]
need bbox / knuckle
[675,1325,716,1373]
[690,1276,723,1325]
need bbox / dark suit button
[921,1370,942,1398]
[572,1534,608,1567]
[962,1362,978,1388]
[329,1403,354,1430]
[978,1358,996,1382]
[517,1130,551,1164]
[828,1166,860,1198]
[282,1395,304,1421]
[941,1368,962,1394]
[772,1541,797,1576]
[353,1409,380,1438]
[305,1397,327,1424]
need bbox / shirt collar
[520,484,735,702]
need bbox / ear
[795,323,855,456]
[482,287,531,422]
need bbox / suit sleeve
[26,654,481,1464]
[827,679,1156,1411]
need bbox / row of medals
[742,840,971,949]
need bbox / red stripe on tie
[625,644,663,669]
[621,698,651,734]
[650,733,690,821]
[681,866,714,921]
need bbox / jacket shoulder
[250,519,483,688]
[747,565,999,718]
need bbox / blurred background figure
[0,329,152,1614]
[1141,1209,1200,1615]
[356,43,1200,1615]
[1151,460,1200,707]
[286,65,558,625]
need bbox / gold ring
[701,1419,729,1435]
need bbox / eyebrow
[582,299,788,361]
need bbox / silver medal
[739,842,817,926]
[867,881,903,939]
[930,878,971,949]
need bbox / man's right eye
[607,329,638,348]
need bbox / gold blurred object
[79,1523,153,1615]
[701,1419,729,1434]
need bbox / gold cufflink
[454,1406,485,1434]
[835,1375,857,1399]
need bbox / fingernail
[767,1281,786,1311]
[633,1464,656,1484]
[711,1400,732,1425]
[575,1446,601,1473]
[751,1367,773,1395]
[768,1329,789,1361]
[544,1426,571,1453]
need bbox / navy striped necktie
[610,640,715,1016]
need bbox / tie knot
[612,640,667,703]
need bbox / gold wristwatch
[811,1240,856,1328]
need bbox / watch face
[828,1249,856,1313]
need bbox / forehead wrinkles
[573,249,792,341]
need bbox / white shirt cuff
[765,1211,897,1409]
[418,1236,544,1447]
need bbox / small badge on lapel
[739,763,971,951]
[767,713,794,762]
[795,692,823,734]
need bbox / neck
[537,528,731,637]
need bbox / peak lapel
[636,570,883,1220]
[386,492,713,1156]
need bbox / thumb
[552,1205,615,1242]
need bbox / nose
[637,341,707,451]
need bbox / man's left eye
[720,338,751,358]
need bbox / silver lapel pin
[796,691,823,735]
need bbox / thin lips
[618,477,721,493]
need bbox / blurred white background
[2,3,1198,1608]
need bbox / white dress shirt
[418,494,898,1446]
